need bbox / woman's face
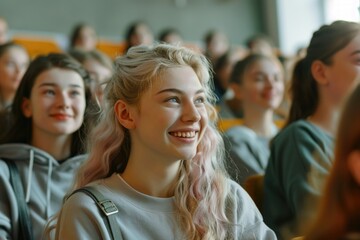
[124,66,208,163]
[22,68,86,140]
[130,24,154,47]
[0,46,29,96]
[323,33,360,106]
[83,59,112,104]
[75,26,97,51]
[237,58,284,111]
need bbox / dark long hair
[0,53,92,155]
[287,20,360,126]
[305,84,360,239]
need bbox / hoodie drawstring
[25,150,34,203]
[25,149,54,218]
[46,160,53,217]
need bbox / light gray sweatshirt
[0,143,87,240]
[53,173,277,240]
[224,124,278,185]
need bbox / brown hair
[305,84,360,239]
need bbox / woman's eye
[44,90,55,96]
[166,97,180,103]
[70,90,81,97]
[194,97,205,104]
[255,74,265,82]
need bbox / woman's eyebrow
[38,83,83,88]
[156,88,204,95]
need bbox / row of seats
[217,118,285,132]
[12,35,126,59]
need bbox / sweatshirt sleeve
[264,123,333,238]
[0,160,18,240]
[55,191,113,240]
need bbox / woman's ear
[114,100,136,129]
[311,60,329,86]
[348,150,360,185]
[22,98,32,118]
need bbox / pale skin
[115,66,208,198]
[0,46,29,106]
[233,58,284,137]
[310,33,360,135]
[22,68,86,160]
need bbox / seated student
[213,48,247,102]
[263,20,360,240]
[123,21,154,53]
[68,48,114,106]
[0,53,91,240]
[246,34,275,58]
[69,23,98,51]
[224,54,284,185]
[203,30,230,67]
[0,42,29,110]
[158,27,183,46]
[304,85,360,240]
[48,44,276,240]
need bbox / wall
[0,0,264,48]
[276,0,325,55]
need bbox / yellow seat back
[243,174,264,213]
[13,36,62,59]
[97,40,126,59]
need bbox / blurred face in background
[74,26,97,51]
[320,32,360,107]
[0,45,29,103]
[83,58,112,104]
[129,23,154,47]
[237,57,284,111]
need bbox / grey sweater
[54,173,277,240]
[0,143,87,240]
[224,124,278,185]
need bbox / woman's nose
[57,93,71,109]
[181,102,201,122]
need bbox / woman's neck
[243,106,274,138]
[31,134,72,160]
[121,151,181,198]
[308,102,340,136]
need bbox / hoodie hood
[0,143,87,217]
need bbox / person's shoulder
[227,179,255,206]
[273,119,325,143]
[225,126,256,142]
[65,180,111,211]
[226,179,265,224]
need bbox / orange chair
[243,174,265,213]
[97,40,126,59]
[217,118,244,132]
[12,36,62,59]
[217,118,285,132]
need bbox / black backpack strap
[3,158,34,240]
[70,186,122,240]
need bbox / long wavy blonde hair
[74,44,233,239]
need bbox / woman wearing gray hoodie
[0,53,92,240]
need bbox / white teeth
[171,131,196,138]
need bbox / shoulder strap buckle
[98,199,119,216]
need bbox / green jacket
[264,120,334,239]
